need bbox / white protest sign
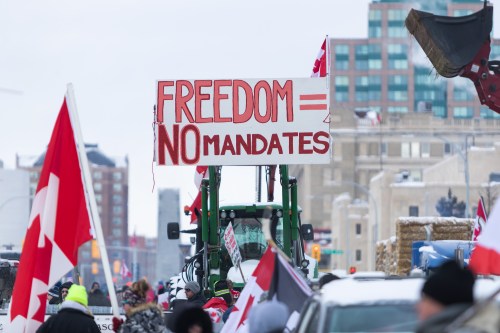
[223,222,242,267]
[155,77,330,165]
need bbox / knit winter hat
[65,285,88,307]
[214,280,230,297]
[185,281,201,294]
[248,301,289,333]
[122,289,146,307]
[422,260,475,306]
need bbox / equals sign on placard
[299,94,327,110]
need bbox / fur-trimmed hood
[126,302,162,317]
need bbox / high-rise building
[290,0,500,271]
[0,166,30,250]
[156,188,182,282]
[17,143,129,285]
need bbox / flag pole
[65,83,120,317]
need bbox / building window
[94,182,102,192]
[410,170,422,182]
[411,142,420,158]
[387,106,408,113]
[113,172,122,181]
[95,194,102,203]
[480,106,500,119]
[355,45,369,70]
[369,9,382,20]
[401,142,410,158]
[335,76,349,102]
[112,217,122,225]
[355,223,361,235]
[380,142,387,157]
[112,240,122,246]
[421,143,430,158]
[409,206,419,217]
[113,205,122,214]
[453,9,473,16]
[335,60,349,71]
[388,59,408,69]
[113,184,122,192]
[112,229,122,237]
[388,90,408,101]
[453,86,474,101]
[335,45,349,70]
[356,250,362,262]
[93,171,103,180]
[335,45,349,54]
[369,10,382,38]
[113,194,122,204]
[444,143,452,155]
[335,92,349,102]
[453,107,473,119]
[388,9,406,21]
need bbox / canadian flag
[120,259,132,279]
[472,197,488,241]
[9,96,93,332]
[469,198,500,275]
[311,38,328,78]
[189,166,208,224]
[220,246,276,333]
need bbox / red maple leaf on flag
[9,96,93,333]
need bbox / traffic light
[91,240,100,259]
[311,244,321,262]
[113,260,121,274]
[91,262,99,275]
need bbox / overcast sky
[1,0,499,237]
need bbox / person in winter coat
[416,260,475,333]
[112,279,168,333]
[168,303,213,333]
[203,280,233,324]
[36,284,100,333]
[184,281,206,307]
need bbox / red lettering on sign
[273,80,293,122]
[175,80,195,123]
[203,135,220,156]
[221,135,237,155]
[235,134,252,155]
[254,81,272,124]
[214,80,232,123]
[252,134,267,154]
[157,81,174,123]
[194,80,213,123]
[299,132,314,154]
[267,134,283,155]
[158,124,179,165]
[283,132,299,154]
[180,124,200,164]
[313,131,330,154]
[233,80,254,124]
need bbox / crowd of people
[35,260,498,333]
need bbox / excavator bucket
[405,5,493,78]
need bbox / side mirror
[301,224,314,241]
[167,223,180,239]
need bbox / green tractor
[167,165,316,293]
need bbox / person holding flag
[8,85,120,332]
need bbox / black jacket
[36,302,100,333]
[187,292,207,307]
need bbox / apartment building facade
[290,0,500,271]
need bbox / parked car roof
[320,277,424,306]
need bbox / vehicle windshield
[326,303,418,332]
[219,212,284,276]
